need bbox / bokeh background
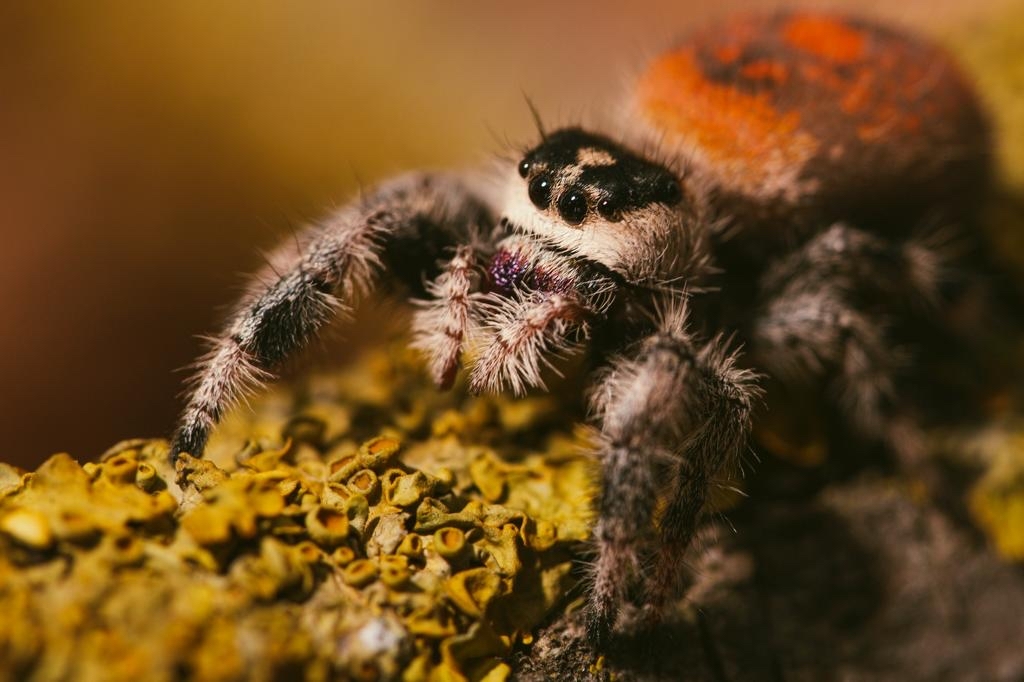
[1,0,1021,468]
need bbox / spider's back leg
[748,222,952,466]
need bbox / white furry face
[502,128,693,283]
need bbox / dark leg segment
[751,222,946,439]
[645,340,756,620]
[754,288,894,434]
[758,222,945,306]
[586,303,759,645]
[171,173,492,460]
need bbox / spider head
[504,128,694,282]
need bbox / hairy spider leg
[585,301,759,645]
[751,222,950,463]
[170,173,492,462]
[412,244,482,389]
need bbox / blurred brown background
[0,1,1020,468]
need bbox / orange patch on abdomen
[741,59,789,83]
[636,47,818,196]
[782,14,866,64]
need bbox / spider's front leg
[170,173,493,462]
[586,302,759,646]
[411,243,482,389]
[468,289,592,396]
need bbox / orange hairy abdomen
[634,11,990,235]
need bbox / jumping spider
[171,11,991,650]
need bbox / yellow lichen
[0,345,594,681]
[968,433,1024,559]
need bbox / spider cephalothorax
[503,128,697,282]
[453,128,716,398]
[170,10,992,661]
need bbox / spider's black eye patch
[653,175,683,205]
[529,174,553,209]
[522,127,686,218]
[558,188,588,225]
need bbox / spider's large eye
[557,187,588,225]
[596,195,622,222]
[518,160,531,178]
[528,175,553,209]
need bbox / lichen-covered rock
[0,347,592,682]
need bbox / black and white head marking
[504,128,694,283]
